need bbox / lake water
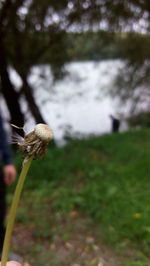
[1,60,128,145]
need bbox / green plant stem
[1,156,33,266]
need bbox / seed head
[18,123,53,161]
[35,123,53,141]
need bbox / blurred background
[0,0,150,143]
[0,1,150,265]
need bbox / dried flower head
[18,123,53,160]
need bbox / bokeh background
[0,1,150,265]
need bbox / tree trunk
[19,73,55,147]
[0,40,24,136]
[20,74,46,124]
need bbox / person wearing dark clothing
[109,114,120,133]
[0,114,16,254]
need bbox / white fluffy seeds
[34,124,53,141]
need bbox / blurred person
[109,114,120,133]
[0,113,17,255]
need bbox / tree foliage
[0,0,150,125]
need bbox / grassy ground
[7,129,150,265]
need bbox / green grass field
[8,129,150,265]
